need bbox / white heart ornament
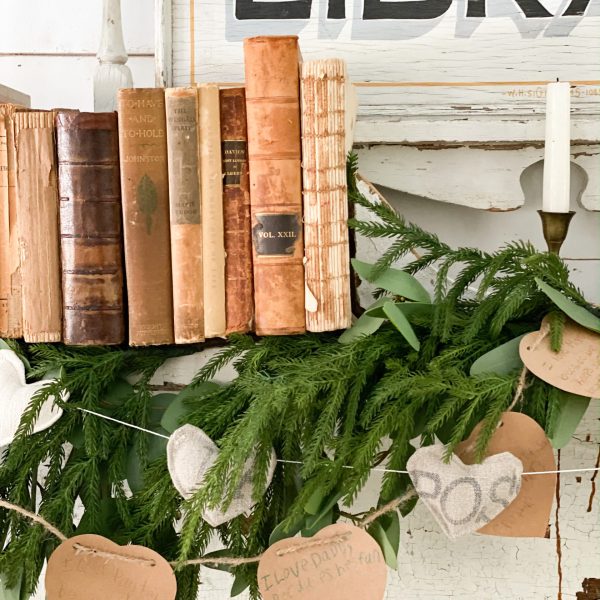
[407,444,523,539]
[0,349,67,447]
[167,424,276,527]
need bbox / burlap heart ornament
[407,444,523,539]
[167,424,276,526]
[0,349,68,447]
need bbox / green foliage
[0,158,591,600]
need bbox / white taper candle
[542,81,571,213]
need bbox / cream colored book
[198,84,226,338]
[300,59,352,332]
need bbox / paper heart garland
[456,412,557,538]
[45,534,177,600]
[520,317,600,398]
[407,444,523,539]
[0,349,67,447]
[258,523,387,600]
[167,424,277,526]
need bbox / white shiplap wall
[1,2,598,599]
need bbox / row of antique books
[0,36,353,346]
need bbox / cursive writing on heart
[167,424,276,527]
[0,349,67,447]
[45,534,177,600]
[258,523,387,600]
[520,318,600,398]
[407,444,523,539]
[456,412,556,538]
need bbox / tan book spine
[0,105,22,337]
[117,88,174,346]
[15,111,62,342]
[0,107,10,335]
[244,36,305,336]
[198,84,226,338]
[300,59,352,332]
[165,88,204,344]
[220,87,254,334]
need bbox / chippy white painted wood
[94,0,133,112]
[0,83,29,106]
[155,0,173,86]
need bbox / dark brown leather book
[55,110,125,345]
[244,36,305,335]
[117,88,174,346]
[220,87,254,334]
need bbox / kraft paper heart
[407,444,522,539]
[167,424,276,526]
[258,523,387,600]
[0,349,68,447]
[520,318,600,398]
[456,412,556,538]
[46,534,177,600]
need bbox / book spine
[219,87,254,334]
[117,88,174,346]
[0,105,22,338]
[198,84,226,338]
[55,110,125,345]
[300,59,352,332]
[165,88,204,344]
[15,111,62,342]
[244,36,305,335]
[0,107,10,335]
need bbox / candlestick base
[537,210,575,255]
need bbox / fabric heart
[167,424,276,526]
[407,444,523,539]
[0,349,67,447]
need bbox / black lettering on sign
[363,0,452,20]
[563,0,591,16]
[236,0,312,19]
[466,0,552,17]
[252,213,300,256]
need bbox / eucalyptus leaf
[367,521,398,569]
[470,334,526,376]
[161,382,221,433]
[0,573,20,600]
[548,391,590,449]
[351,259,431,303]
[301,508,334,537]
[535,278,600,333]
[338,298,389,344]
[269,514,305,546]
[148,393,178,428]
[99,379,135,410]
[383,302,420,351]
[304,490,343,528]
[366,302,434,320]
[126,427,169,492]
[231,572,251,597]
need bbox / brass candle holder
[537,210,576,255]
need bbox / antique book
[198,84,226,338]
[219,87,253,334]
[117,88,174,346]
[165,88,204,344]
[55,110,125,345]
[244,36,305,335]
[0,105,22,338]
[14,111,62,342]
[300,59,352,332]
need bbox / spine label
[222,140,247,186]
[252,213,300,256]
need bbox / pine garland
[0,157,592,599]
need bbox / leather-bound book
[165,88,204,344]
[198,84,226,338]
[15,111,62,342]
[300,59,352,332]
[0,105,22,338]
[55,110,125,345]
[219,87,253,334]
[244,36,305,335]
[117,88,174,346]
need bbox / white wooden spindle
[94,0,133,112]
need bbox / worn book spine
[117,88,174,346]
[220,87,253,334]
[0,105,22,337]
[300,59,352,332]
[198,84,226,338]
[15,111,62,342]
[55,110,125,345]
[244,36,305,335]
[0,107,10,335]
[165,88,204,343]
